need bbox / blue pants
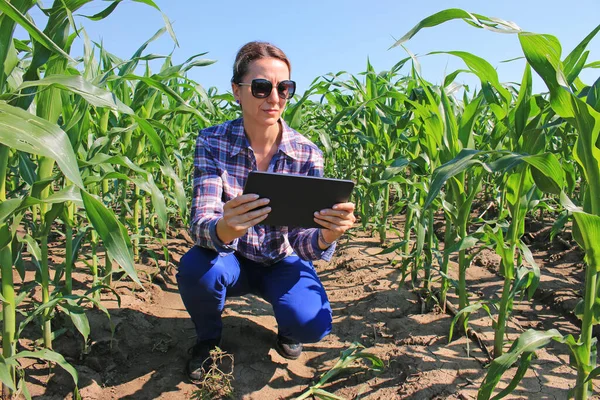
[176,246,332,344]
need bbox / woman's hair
[231,41,291,84]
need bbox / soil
[10,215,599,399]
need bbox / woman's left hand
[314,202,356,247]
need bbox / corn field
[1,2,599,399]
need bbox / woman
[176,41,356,381]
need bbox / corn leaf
[448,301,491,342]
[424,149,483,210]
[118,27,165,77]
[0,186,82,225]
[571,212,600,271]
[78,0,122,20]
[0,356,15,392]
[0,102,84,188]
[11,349,78,386]
[519,32,600,216]
[18,75,133,114]
[61,299,90,344]
[522,153,565,195]
[133,116,187,218]
[0,0,74,62]
[391,8,520,49]
[478,329,563,400]
[81,191,140,285]
[563,24,600,84]
[431,51,511,104]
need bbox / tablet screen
[242,171,355,228]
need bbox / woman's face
[232,57,290,130]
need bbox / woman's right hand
[216,194,270,244]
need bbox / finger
[315,214,345,226]
[227,206,270,227]
[315,210,355,223]
[242,213,269,228]
[314,216,353,231]
[241,206,271,222]
[238,198,270,214]
[315,209,350,219]
[227,197,270,214]
[225,194,262,210]
[332,202,355,212]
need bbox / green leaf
[20,234,41,264]
[478,329,563,400]
[449,302,491,342]
[516,242,541,299]
[382,157,410,180]
[390,8,520,49]
[513,64,532,139]
[0,0,74,62]
[445,235,479,255]
[0,356,15,391]
[519,33,567,93]
[0,102,84,188]
[317,129,333,156]
[11,349,78,386]
[133,116,186,219]
[18,75,133,114]
[424,149,483,210]
[571,211,600,271]
[118,27,166,77]
[491,352,534,400]
[161,13,179,47]
[18,152,37,186]
[81,191,140,285]
[61,299,90,344]
[431,51,511,104]
[563,24,600,84]
[522,153,565,195]
[585,366,600,383]
[519,33,600,214]
[0,223,11,250]
[458,94,483,149]
[78,0,122,20]
[130,175,167,231]
[0,187,83,225]
[375,240,408,255]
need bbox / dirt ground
[13,214,597,399]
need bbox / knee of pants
[280,306,332,343]
[176,246,229,289]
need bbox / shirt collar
[228,118,300,160]
[229,118,249,157]
[278,119,300,160]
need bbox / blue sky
[24,1,600,95]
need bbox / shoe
[187,337,221,381]
[275,334,303,360]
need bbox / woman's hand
[314,202,356,248]
[216,194,270,244]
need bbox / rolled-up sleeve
[190,137,238,254]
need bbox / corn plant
[292,61,413,244]
[392,7,600,399]
[0,0,186,394]
[295,342,384,400]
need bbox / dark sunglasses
[237,78,296,100]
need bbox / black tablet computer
[243,171,355,228]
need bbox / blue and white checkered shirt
[190,118,336,265]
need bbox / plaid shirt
[190,118,336,265]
